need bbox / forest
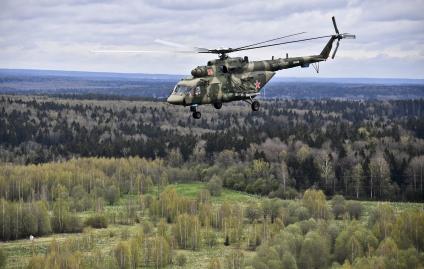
[0,93,424,268]
[1,95,424,201]
[0,157,423,269]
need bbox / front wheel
[251,100,260,111]
[192,111,201,119]
[213,102,222,109]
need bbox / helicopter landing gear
[213,102,222,109]
[190,105,201,119]
[251,100,260,111]
[243,98,260,111]
[193,111,201,119]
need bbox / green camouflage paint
[167,36,337,107]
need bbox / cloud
[144,0,236,10]
[0,0,423,78]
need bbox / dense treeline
[19,183,424,269]
[0,158,161,202]
[1,96,424,201]
[0,200,51,240]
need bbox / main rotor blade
[234,32,307,50]
[193,47,211,53]
[154,39,210,53]
[331,40,340,59]
[332,16,339,34]
[92,49,200,54]
[227,35,333,53]
[154,39,190,49]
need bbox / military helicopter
[96,17,355,119]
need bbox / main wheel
[251,100,260,111]
[192,111,201,119]
[213,102,222,109]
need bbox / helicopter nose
[167,94,184,105]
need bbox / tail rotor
[330,16,356,59]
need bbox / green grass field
[170,182,262,203]
[1,183,423,269]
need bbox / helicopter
[96,17,355,119]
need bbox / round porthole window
[195,87,201,96]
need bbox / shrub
[85,214,108,229]
[63,215,83,233]
[281,252,297,269]
[197,189,211,204]
[303,189,331,219]
[105,185,120,205]
[283,187,299,200]
[299,219,317,235]
[204,230,218,247]
[346,201,363,220]
[208,258,221,269]
[207,175,223,196]
[120,228,130,240]
[224,235,230,246]
[335,222,379,263]
[114,241,131,269]
[26,256,44,269]
[299,231,330,269]
[0,248,6,269]
[141,220,154,235]
[175,253,187,266]
[225,249,244,269]
[109,230,116,238]
[245,203,261,223]
[295,206,310,221]
[332,195,346,219]
[143,194,154,209]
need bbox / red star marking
[255,80,261,90]
[207,69,214,76]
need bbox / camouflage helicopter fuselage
[167,36,336,118]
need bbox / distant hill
[0,68,183,80]
[272,76,424,85]
[1,68,423,99]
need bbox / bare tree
[314,150,336,193]
[369,153,391,199]
[408,156,424,199]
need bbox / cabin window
[173,85,191,95]
[220,65,228,73]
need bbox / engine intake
[191,66,210,77]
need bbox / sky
[0,0,423,78]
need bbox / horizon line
[0,67,423,82]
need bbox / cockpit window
[173,85,192,95]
